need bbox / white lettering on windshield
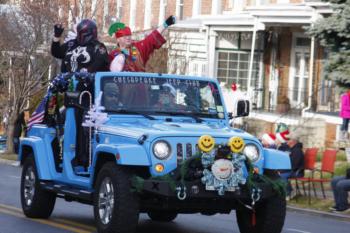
[112,76,157,84]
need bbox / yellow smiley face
[198,135,215,152]
[228,136,245,153]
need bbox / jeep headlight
[153,140,171,160]
[243,144,260,162]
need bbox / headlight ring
[153,140,171,160]
[243,144,260,162]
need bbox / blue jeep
[19,72,291,233]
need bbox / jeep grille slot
[177,143,183,163]
[186,143,192,158]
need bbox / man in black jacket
[287,133,305,178]
[279,131,304,197]
[51,19,109,168]
[51,19,109,73]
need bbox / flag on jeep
[27,96,48,129]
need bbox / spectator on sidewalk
[340,89,350,140]
[276,130,290,152]
[279,131,304,195]
[287,131,305,178]
[261,133,277,149]
[330,168,350,213]
[13,112,26,154]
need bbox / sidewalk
[288,205,350,221]
[0,155,349,221]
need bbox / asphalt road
[0,163,349,233]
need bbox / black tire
[236,195,286,233]
[93,162,139,233]
[20,157,56,218]
[147,211,178,222]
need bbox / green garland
[131,153,202,193]
[245,160,287,198]
[131,152,287,198]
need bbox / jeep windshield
[100,75,225,119]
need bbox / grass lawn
[0,153,17,161]
[287,195,336,212]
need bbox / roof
[172,13,264,31]
[171,2,332,31]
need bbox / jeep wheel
[236,195,286,233]
[20,157,56,218]
[147,211,178,222]
[93,163,139,233]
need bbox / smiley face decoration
[198,135,215,152]
[198,135,247,196]
[228,136,245,153]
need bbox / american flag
[27,96,47,129]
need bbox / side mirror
[64,91,82,109]
[231,99,250,118]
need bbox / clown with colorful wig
[108,16,175,72]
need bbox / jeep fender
[95,144,151,166]
[19,137,52,180]
[263,148,291,170]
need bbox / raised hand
[54,24,64,37]
[164,15,176,28]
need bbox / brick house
[2,0,341,147]
[162,1,338,148]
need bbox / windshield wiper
[107,109,156,120]
[155,111,203,123]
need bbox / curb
[0,158,20,167]
[287,205,350,221]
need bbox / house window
[159,0,167,25]
[217,51,260,91]
[176,0,184,20]
[91,0,97,17]
[129,0,136,30]
[144,0,152,29]
[116,0,122,21]
[103,0,109,32]
[192,0,201,17]
[78,1,84,19]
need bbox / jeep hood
[97,120,255,141]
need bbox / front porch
[235,109,343,149]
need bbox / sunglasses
[106,93,119,98]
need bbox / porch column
[247,18,258,96]
[208,29,217,78]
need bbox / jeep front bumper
[142,178,275,200]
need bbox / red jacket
[340,93,350,119]
[109,30,166,72]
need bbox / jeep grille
[176,143,199,163]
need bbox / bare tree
[0,0,63,153]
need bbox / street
[0,163,349,233]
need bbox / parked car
[18,72,291,233]
[0,135,6,153]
